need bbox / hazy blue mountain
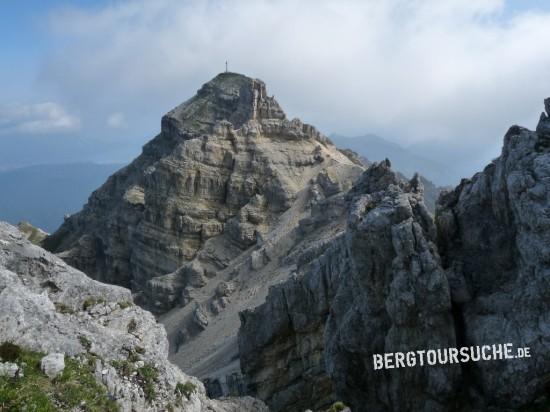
[0,133,142,171]
[0,162,123,232]
[330,133,456,186]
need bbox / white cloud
[40,0,550,169]
[0,102,80,135]
[107,112,126,128]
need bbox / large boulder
[40,353,65,379]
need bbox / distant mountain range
[330,133,456,186]
[0,162,122,232]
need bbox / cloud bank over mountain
[3,0,550,179]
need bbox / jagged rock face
[436,107,550,409]
[239,161,461,412]
[239,235,348,412]
[164,153,361,392]
[0,221,267,412]
[44,73,355,301]
[238,100,550,412]
[324,162,461,412]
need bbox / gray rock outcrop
[0,362,20,378]
[436,107,550,409]
[40,352,65,379]
[0,221,267,412]
[238,99,550,411]
[239,161,460,412]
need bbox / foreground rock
[0,221,267,412]
[40,352,65,379]
[239,100,550,411]
[0,362,20,378]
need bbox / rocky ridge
[238,100,550,411]
[239,161,460,411]
[0,221,267,411]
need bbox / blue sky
[506,0,550,15]
[1,0,550,182]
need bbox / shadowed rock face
[239,161,461,412]
[325,161,461,412]
[436,108,550,409]
[239,100,550,411]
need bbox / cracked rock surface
[0,221,267,412]
[239,99,550,411]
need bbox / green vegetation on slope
[0,344,118,412]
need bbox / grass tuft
[328,401,347,412]
[82,297,106,311]
[137,364,159,402]
[118,300,133,310]
[127,319,137,333]
[175,381,196,400]
[78,335,92,351]
[55,302,75,314]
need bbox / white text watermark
[373,343,530,370]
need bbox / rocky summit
[43,73,363,394]
[38,72,550,412]
[44,72,359,296]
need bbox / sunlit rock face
[44,72,357,304]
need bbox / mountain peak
[162,72,286,136]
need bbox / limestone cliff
[239,161,460,412]
[436,101,550,409]
[44,72,357,300]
